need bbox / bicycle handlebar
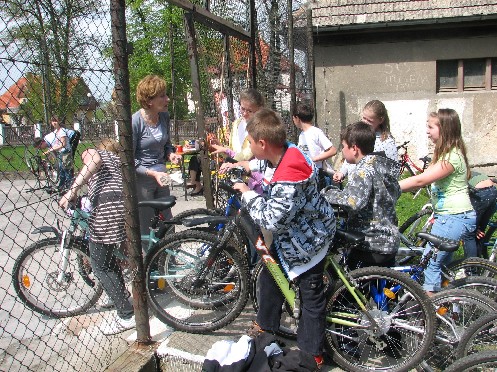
[396,140,410,150]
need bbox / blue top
[132,110,176,176]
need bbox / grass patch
[0,143,94,173]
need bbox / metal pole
[249,0,257,89]
[306,6,316,126]
[110,0,151,344]
[184,12,213,209]
[287,0,296,142]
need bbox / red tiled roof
[0,77,29,110]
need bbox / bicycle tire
[444,350,497,372]
[420,288,497,371]
[445,256,497,280]
[397,206,433,265]
[325,266,435,372]
[12,237,103,318]
[446,275,497,303]
[23,147,39,174]
[454,312,497,358]
[250,260,335,340]
[482,224,497,261]
[145,229,249,333]
[44,152,60,187]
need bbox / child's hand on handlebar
[333,171,344,183]
[59,190,77,210]
[233,182,250,193]
[219,162,237,174]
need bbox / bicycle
[444,350,497,372]
[11,194,181,318]
[397,140,431,199]
[145,181,436,372]
[454,312,497,359]
[23,146,60,192]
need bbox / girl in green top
[399,109,476,295]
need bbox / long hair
[432,109,470,179]
[363,100,390,141]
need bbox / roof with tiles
[309,0,497,28]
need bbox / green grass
[0,143,93,172]
[396,192,431,227]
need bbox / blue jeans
[470,186,497,255]
[422,210,477,292]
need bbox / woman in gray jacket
[132,75,181,235]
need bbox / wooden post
[110,0,152,344]
[184,12,213,209]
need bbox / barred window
[437,58,497,92]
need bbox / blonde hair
[430,109,470,179]
[363,100,391,141]
[97,139,120,155]
[136,75,167,109]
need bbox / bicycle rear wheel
[445,256,497,280]
[446,276,497,303]
[397,206,434,265]
[44,152,60,187]
[421,288,497,371]
[325,266,435,372]
[145,230,249,333]
[454,312,497,358]
[12,237,102,318]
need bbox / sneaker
[314,355,324,370]
[101,315,135,336]
[246,320,266,338]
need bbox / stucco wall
[314,34,497,172]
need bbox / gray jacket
[322,153,401,254]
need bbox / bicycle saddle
[416,232,459,252]
[138,196,176,210]
[336,229,365,243]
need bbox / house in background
[307,0,497,169]
[0,75,97,127]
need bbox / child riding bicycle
[230,108,336,369]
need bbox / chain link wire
[0,0,314,370]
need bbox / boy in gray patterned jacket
[323,121,401,269]
[233,108,335,368]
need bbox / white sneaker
[101,315,136,335]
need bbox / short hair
[293,102,314,122]
[239,88,265,108]
[136,75,167,109]
[246,108,286,146]
[341,121,375,155]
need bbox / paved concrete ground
[0,176,342,371]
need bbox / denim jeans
[256,258,325,356]
[57,150,73,189]
[422,210,476,292]
[89,241,134,319]
[470,186,497,255]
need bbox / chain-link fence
[0,1,314,370]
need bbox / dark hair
[246,108,286,146]
[363,100,390,140]
[33,137,44,148]
[341,121,375,155]
[293,102,314,122]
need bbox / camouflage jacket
[322,153,401,254]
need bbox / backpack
[66,129,81,155]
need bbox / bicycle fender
[31,226,60,237]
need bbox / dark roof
[309,0,497,28]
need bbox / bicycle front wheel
[12,237,102,318]
[44,152,60,187]
[397,206,433,265]
[445,256,497,279]
[325,266,435,372]
[145,230,249,333]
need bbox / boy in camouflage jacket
[323,121,401,268]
